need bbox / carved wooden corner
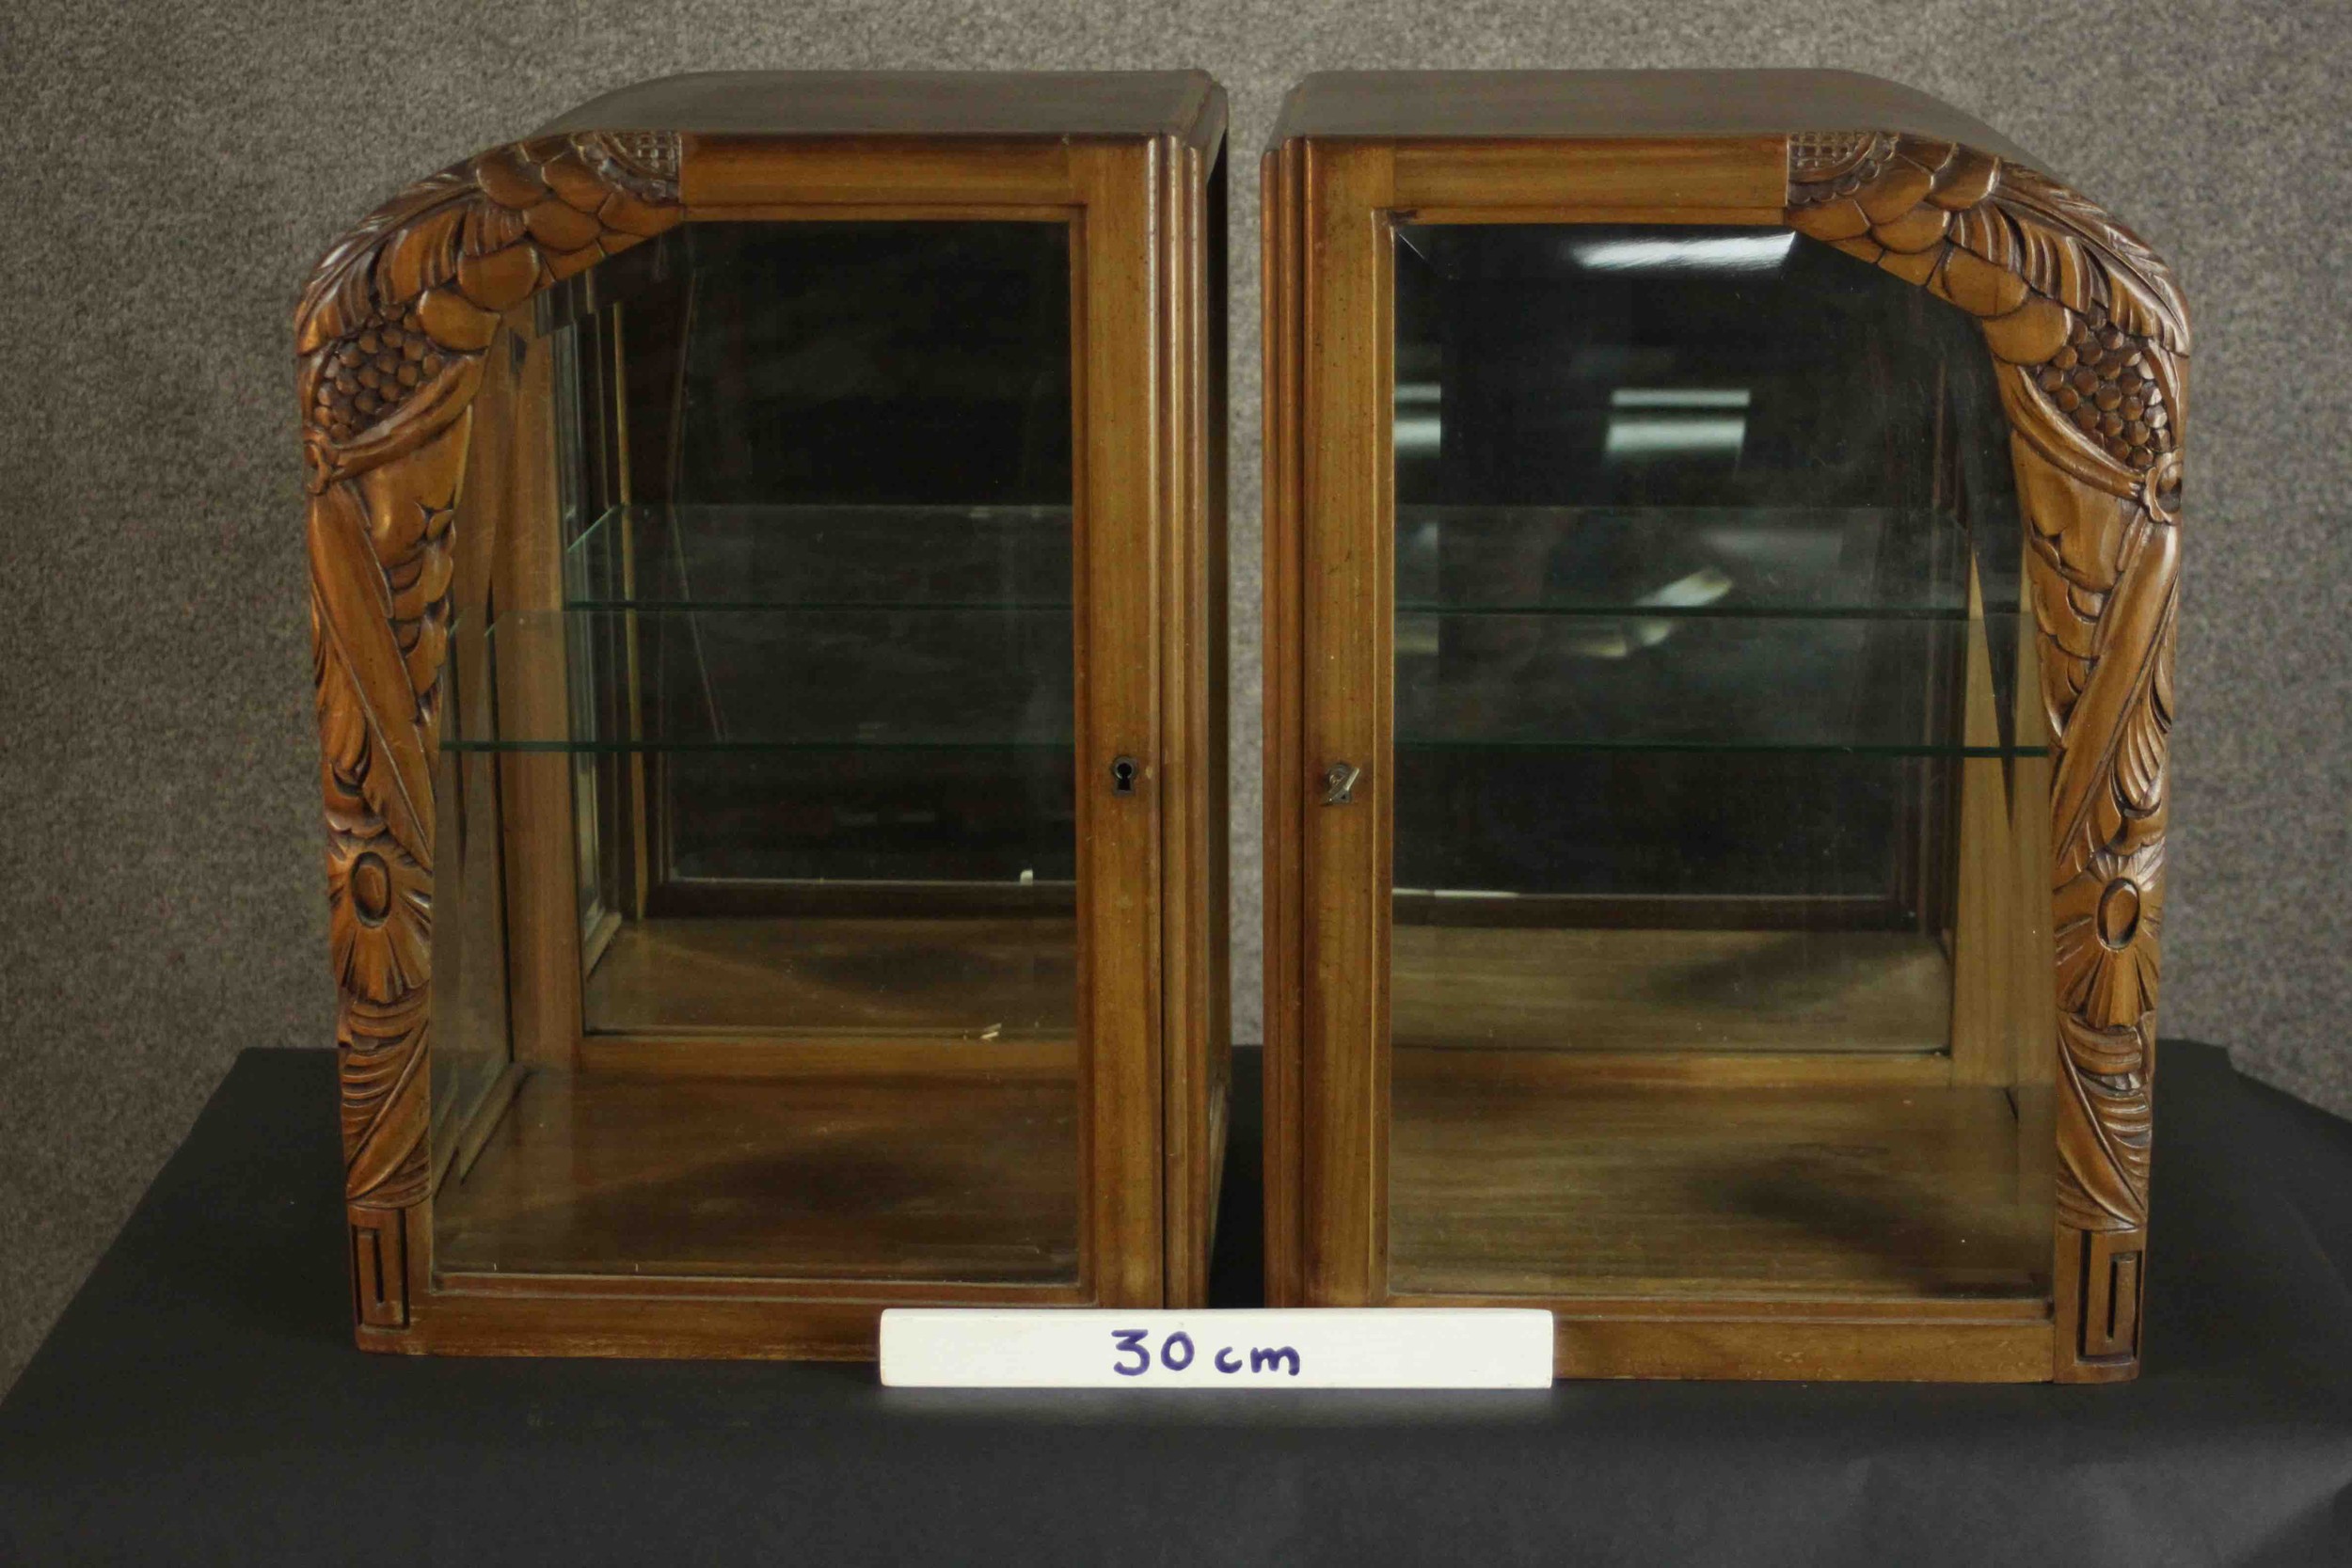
[1787,133,2186,1381]
[295,132,684,1337]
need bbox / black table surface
[5,1041,2350,1566]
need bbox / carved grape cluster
[312,309,448,444]
[2034,307,2173,472]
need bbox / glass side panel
[1387,224,2054,1306]
[430,221,1081,1289]
[421,350,525,1201]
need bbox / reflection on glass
[430,222,1081,1287]
[1387,225,2054,1304]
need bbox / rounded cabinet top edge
[1264,70,2047,175]
[531,69,1225,146]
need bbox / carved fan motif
[1786,135,2186,1352]
[295,133,684,1322]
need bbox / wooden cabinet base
[1540,1316,2051,1383]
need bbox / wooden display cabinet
[299,71,1230,1357]
[1261,71,2185,1381]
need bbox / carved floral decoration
[1787,133,2187,1243]
[295,133,684,1230]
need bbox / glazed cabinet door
[1280,141,2064,1360]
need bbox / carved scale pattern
[1788,130,1895,196]
[295,133,684,1317]
[1785,138,2187,1258]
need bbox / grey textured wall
[2,0,2346,1395]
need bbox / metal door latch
[1320,761,1362,805]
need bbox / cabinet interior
[425,220,1088,1287]
[1384,223,2057,1305]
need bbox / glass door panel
[1386,224,2054,1304]
[430,221,1082,1287]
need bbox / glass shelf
[1399,739,2039,757]
[448,736,1070,753]
[1393,749,1994,903]
[444,600,2040,759]
[564,501,1073,610]
[1397,503,1973,617]
[1406,606,1976,622]
[1396,610,2041,754]
[444,607,1074,753]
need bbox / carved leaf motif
[2112,643,2170,823]
[2056,1056,2153,1230]
[297,171,477,355]
[310,492,429,855]
[1792,134,2185,493]
[339,993,431,1210]
[296,133,684,491]
[2050,520,2178,882]
[1998,168,2190,354]
[1987,206,2092,317]
[311,594,373,818]
[2058,1013,2151,1077]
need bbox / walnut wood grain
[578,915,1077,1039]
[1389,1057,2047,1303]
[1260,138,1309,1308]
[435,1067,1081,1285]
[1297,142,1398,1309]
[1390,926,1953,1054]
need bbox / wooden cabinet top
[1267,70,2038,170]
[536,70,1225,149]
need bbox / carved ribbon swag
[295,132,683,1220]
[1787,133,2187,1239]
